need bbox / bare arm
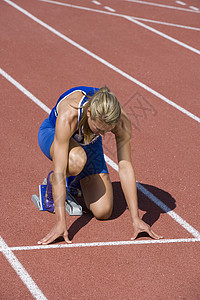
[114,111,139,220]
[52,115,71,224]
[37,92,84,245]
[38,112,76,245]
[113,110,162,240]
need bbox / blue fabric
[38,118,54,160]
[49,86,99,126]
[38,117,108,178]
[38,86,108,179]
[77,135,108,181]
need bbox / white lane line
[176,1,186,5]
[0,238,199,252]
[189,6,199,11]
[137,182,200,238]
[126,0,200,13]
[0,69,51,114]
[104,156,200,239]
[124,15,200,55]
[38,0,200,32]
[0,236,47,299]
[129,17,200,31]
[92,0,101,5]
[2,1,200,123]
[104,6,116,12]
[38,0,200,55]
[1,68,200,239]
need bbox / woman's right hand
[37,221,71,245]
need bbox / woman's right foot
[67,176,82,198]
[44,171,55,213]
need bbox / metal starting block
[31,178,83,216]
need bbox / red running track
[0,0,200,299]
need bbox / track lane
[139,20,200,50]
[1,1,200,299]
[39,0,200,28]
[1,69,199,246]
[5,0,200,117]
[0,253,34,299]
[1,1,199,241]
[13,242,200,299]
[0,0,199,237]
[107,0,200,25]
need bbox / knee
[68,148,87,176]
[93,205,113,220]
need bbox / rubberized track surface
[1,0,200,299]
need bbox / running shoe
[44,171,55,213]
[67,176,82,198]
[44,173,82,213]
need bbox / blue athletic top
[48,86,99,144]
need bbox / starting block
[31,178,83,216]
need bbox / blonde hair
[79,86,121,144]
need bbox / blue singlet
[38,86,108,181]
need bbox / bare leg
[50,138,87,180]
[80,173,113,220]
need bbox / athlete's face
[87,109,114,136]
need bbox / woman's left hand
[131,217,163,240]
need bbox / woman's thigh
[50,137,87,176]
[38,118,55,160]
[38,118,86,174]
[80,173,113,220]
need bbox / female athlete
[37,86,162,245]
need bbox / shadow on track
[137,183,176,226]
[67,181,176,241]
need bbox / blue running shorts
[38,118,108,180]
